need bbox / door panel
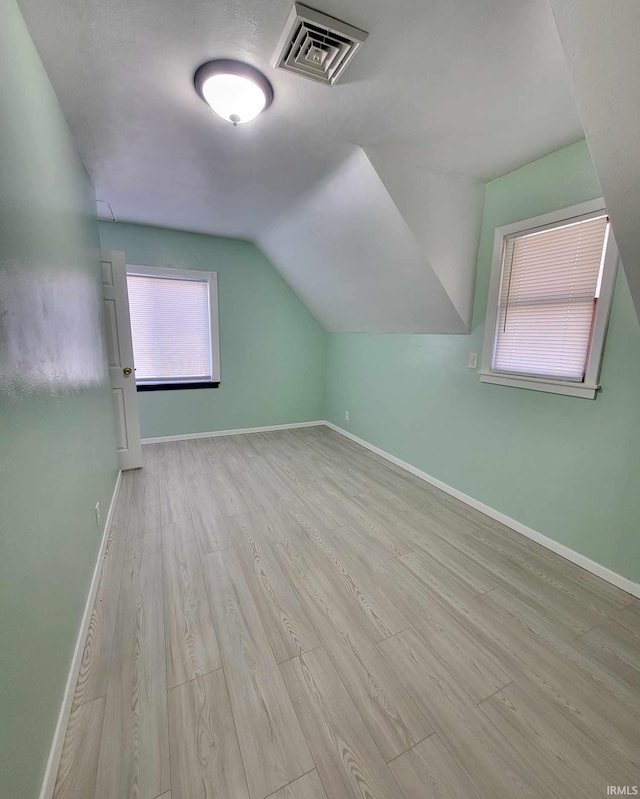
[103,299,120,367]
[112,388,127,451]
[102,250,142,470]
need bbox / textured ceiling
[18,0,583,241]
[17,0,586,332]
[548,0,640,325]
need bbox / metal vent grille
[273,3,368,86]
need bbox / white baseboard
[324,421,640,600]
[39,469,123,799]
[141,419,325,444]
[33,418,639,799]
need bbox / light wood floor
[53,426,640,799]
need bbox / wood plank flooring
[54,427,640,799]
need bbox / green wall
[1,22,637,797]
[0,2,119,797]
[326,140,640,583]
[98,223,327,439]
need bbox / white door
[101,250,143,470]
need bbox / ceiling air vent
[273,3,368,86]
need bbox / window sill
[479,372,598,399]
[137,381,220,392]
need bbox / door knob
[123,367,133,377]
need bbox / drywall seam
[38,469,123,799]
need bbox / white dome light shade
[194,60,274,126]
[201,74,266,124]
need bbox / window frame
[480,198,619,399]
[126,263,221,391]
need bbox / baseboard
[324,421,640,600]
[39,469,123,799]
[141,419,325,444]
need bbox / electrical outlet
[344,410,350,422]
[468,352,478,369]
[95,501,101,528]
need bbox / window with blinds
[126,267,218,386]
[481,200,619,399]
[492,214,610,382]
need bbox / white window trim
[126,263,221,385]
[480,198,619,399]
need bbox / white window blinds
[127,273,212,383]
[493,214,609,382]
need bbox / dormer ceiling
[17,0,585,332]
[548,0,640,325]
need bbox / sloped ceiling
[366,147,485,326]
[262,147,484,332]
[17,0,585,332]
[261,148,471,333]
[547,0,640,324]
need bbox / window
[480,199,619,399]
[126,264,220,390]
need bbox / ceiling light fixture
[194,59,274,126]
